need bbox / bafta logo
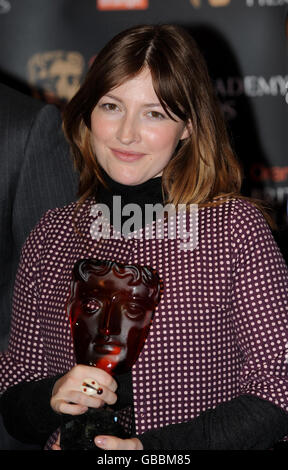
[27,50,85,107]
[97,0,148,9]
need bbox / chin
[120,178,145,186]
[110,170,148,186]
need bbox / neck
[95,171,164,232]
[97,171,163,205]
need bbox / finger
[64,368,118,398]
[51,366,118,415]
[81,378,103,396]
[80,384,117,406]
[67,386,117,408]
[51,434,60,450]
[54,399,88,415]
[94,436,142,450]
[73,365,118,393]
[52,433,61,450]
[63,390,105,408]
[54,384,117,412]
[52,443,61,451]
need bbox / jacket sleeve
[12,103,78,249]
[138,394,288,450]
[0,86,44,353]
[229,200,288,411]
[0,210,56,393]
[0,375,62,446]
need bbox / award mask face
[67,259,162,374]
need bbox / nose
[116,112,140,145]
[98,300,120,338]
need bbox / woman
[0,24,288,450]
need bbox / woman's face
[90,68,189,185]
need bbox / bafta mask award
[60,259,162,450]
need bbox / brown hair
[63,24,271,222]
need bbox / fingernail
[95,436,107,447]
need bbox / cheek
[126,322,151,353]
[91,118,115,145]
[125,312,152,333]
[143,126,182,152]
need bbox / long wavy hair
[63,24,271,222]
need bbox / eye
[146,110,165,120]
[83,298,101,314]
[100,103,119,112]
[123,303,145,319]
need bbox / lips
[93,341,123,355]
[95,344,120,352]
[110,148,146,162]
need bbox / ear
[180,120,192,141]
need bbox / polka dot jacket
[0,197,287,442]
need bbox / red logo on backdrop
[97,0,148,10]
[190,0,230,6]
[250,164,288,183]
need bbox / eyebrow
[103,93,162,108]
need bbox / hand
[51,432,143,451]
[50,364,118,415]
[95,435,144,450]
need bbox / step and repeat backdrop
[0,0,287,259]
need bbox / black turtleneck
[96,172,163,233]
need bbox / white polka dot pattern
[0,197,287,443]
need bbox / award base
[60,407,130,450]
